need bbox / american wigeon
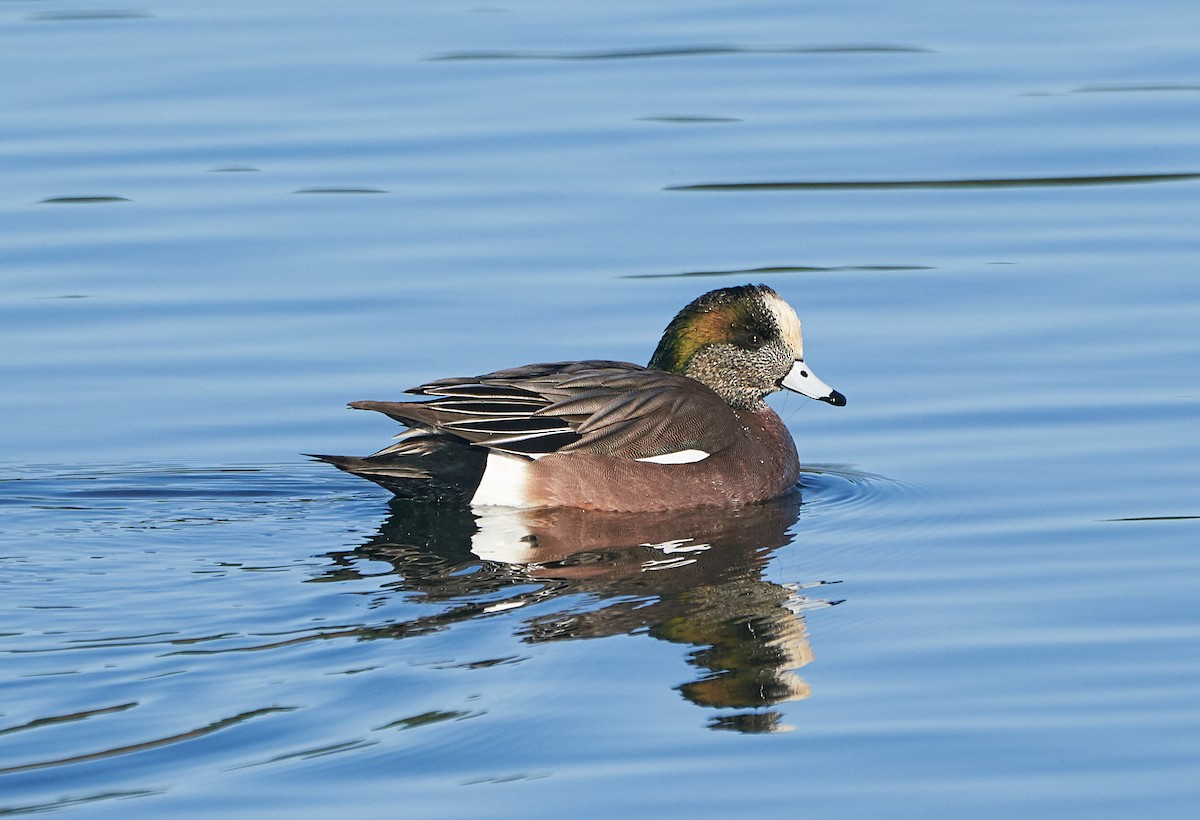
[312,284,845,511]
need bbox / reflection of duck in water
[311,284,844,511]
[321,492,841,732]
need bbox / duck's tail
[306,433,487,503]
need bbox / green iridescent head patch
[648,284,783,374]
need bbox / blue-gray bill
[780,359,847,406]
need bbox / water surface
[2,0,1199,816]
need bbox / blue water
[3,0,1199,816]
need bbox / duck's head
[648,284,847,410]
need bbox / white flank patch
[635,448,711,465]
[763,290,804,357]
[470,452,534,507]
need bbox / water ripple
[798,464,916,515]
[666,171,1200,191]
[1073,84,1200,93]
[29,10,153,22]
[426,43,931,61]
[0,702,137,738]
[625,264,933,279]
[39,196,130,204]
[293,188,387,195]
[1102,514,1200,522]
[0,790,161,815]
[0,464,358,507]
[0,707,296,775]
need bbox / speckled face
[648,284,808,409]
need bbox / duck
[311,284,845,511]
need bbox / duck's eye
[733,325,768,350]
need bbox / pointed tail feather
[305,436,487,503]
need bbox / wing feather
[351,360,735,460]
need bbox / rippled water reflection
[1,466,884,812]
[325,492,835,731]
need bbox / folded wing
[351,360,736,461]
